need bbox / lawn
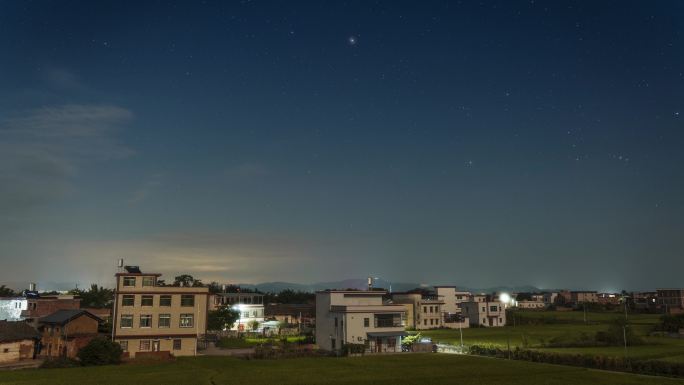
[2,354,684,385]
[418,310,684,363]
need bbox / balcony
[374,313,403,328]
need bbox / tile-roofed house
[0,320,40,363]
[39,309,101,359]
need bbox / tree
[70,284,114,309]
[248,320,260,332]
[207,307,241,331]
[77,338,123,366]
[0,285,17,297]
[173,274,204,287]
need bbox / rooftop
[39,309,102,325]
[0,320,40,342]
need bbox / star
[348,36,357,46]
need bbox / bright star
[348,36,357,45]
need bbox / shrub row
[468,345,684,378]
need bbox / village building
[38,309,101,359]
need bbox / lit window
[180,314,194,328]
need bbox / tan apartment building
[112,266,209,357]
[316,290,406,354]
[461,300,506,327]
[391,292,444,330]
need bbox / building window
[242,311,249,318]
[481,307,486,312]
[123,277,136,287]
[331,338,336,350]
[141,295,154,307]
[180,314,194,328]
[173,339,182,350]
[424,319,427,325]
[364,318,369,327]
[160,295,172,307]
[139,340,151,351]
[120,315,133,328]
[490,306,498,312]
[181,295,195,307]
[159,314,171,328]
[423,306,427,313]
[334,317,338,327]
[140,314,152,328]
[3,348,8,353]
[122,295,135,306]
[499,317,503,323]
[142,276,155,287]
[119,341,128,352]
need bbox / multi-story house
[657,289,684,314]
[39,309,101,359]
[391,292,444,330]
[316,290,406,354]
[434,286,471,315]
[112,266,209,357]
[543,292,559,305]
[461,300,506,327]
[209,293,265,331]
[570,291,598,304]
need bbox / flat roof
[115,273,163,277]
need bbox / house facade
[39,309,101,359]
[209,293,265,331]
[316,290,406,354]
[517,300,546,309]
[434,286,472,315]
[570,291,598,304]
[391,293,444,330]
[461,301,506,327]
[0,298,26,322]
[657,289,684,314]
[23,295,81,327]
[112,266,209,357]
[0,320,40,363]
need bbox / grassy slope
[419,311,684,362]
[2,355,684,385]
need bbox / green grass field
[418,311,684,363]
[2,354,684,385]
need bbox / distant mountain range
[237,278,548,294]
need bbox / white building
[517,300,546,309]
[0,298,27,322]
[316,290,406,354]
[209,293,265,331]
[461,301,506,327]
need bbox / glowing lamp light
[499,293,511,304]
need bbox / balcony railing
[374,318,402,328]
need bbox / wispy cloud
[42,68,89,92]
[129,174,163,205]
[0,104,134,216]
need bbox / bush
[40,357,79,369]
[342,343,366,356]
[77,337,123,366]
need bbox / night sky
[1,1,683,291]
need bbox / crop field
[2,354,684,385]
[419,311,684,363]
